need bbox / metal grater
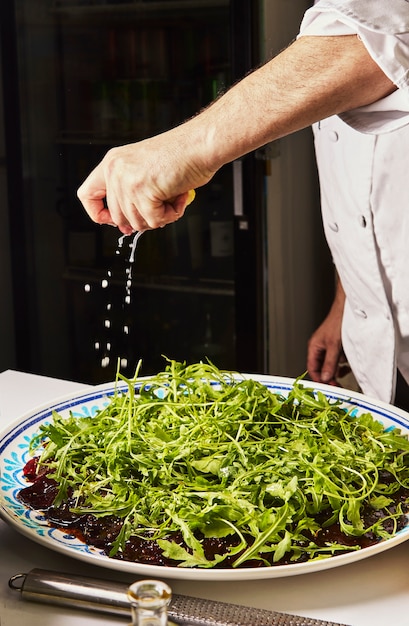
[9,568,350,626]
[169,593,348,626]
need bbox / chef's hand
[77,130,214,234]
[307,276,349,385]
[307,316,349,386]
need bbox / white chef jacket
[298,1,409,402]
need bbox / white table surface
[1,369,408,626]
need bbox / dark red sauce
[17,459,409,568]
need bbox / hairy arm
[199,35,395,170]
[78,35,395,233]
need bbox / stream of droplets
[84,231,144,372]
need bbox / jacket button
[359,215,367,227]
[328,222,339,232]
[354,309,367,319]
[328,130,339,142]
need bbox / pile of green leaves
[30,359,409,568]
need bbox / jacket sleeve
[299,0,409,133]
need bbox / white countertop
[1,369,408,626]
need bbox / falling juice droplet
[129,230,144,263]
[95,231,143,373]
[118,234,127,249]
[125,236,139,308]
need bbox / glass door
[1,0,264,384]
[55,0,239,382]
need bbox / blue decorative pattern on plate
[1,375,409,581]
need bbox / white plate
[1,374,409,581]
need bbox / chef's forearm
[184,35,395,173]
[77,33,396,232]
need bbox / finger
[105,188,136,234]
[320,350,342,384]
[307,348,326,382]
[132,193,190,230]
[164,189,196,223]
[77,194,115,226]
[77,167,115,225]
